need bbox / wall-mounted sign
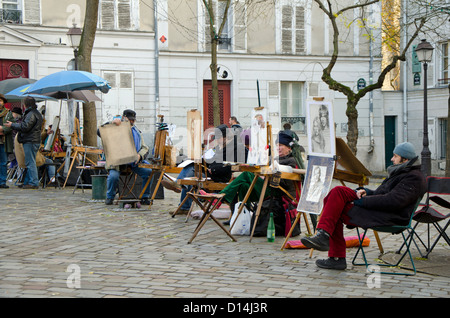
[357,78,366,90]
[414,73,421,85]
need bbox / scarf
[386,156,418,177]
[0,107,8,119]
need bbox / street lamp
[67,24,82,70]
[415,39,434,178]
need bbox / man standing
[0,94,16,188]
[101,109,153,205]
[4,96,43,189]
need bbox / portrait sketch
[247,107,269,165]
[297,156,335,215]
[306,101,335,157]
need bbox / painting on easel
[247,107,269,166]
[306,100,335,157]
[297,155,335,215]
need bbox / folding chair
[186,192,237,244]
[398,176,450,258]
[352,197,422,276]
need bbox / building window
[280,1,305,54]
[440,42,449,86]
[280,81,305,133]
[201,0,246,53]
[1,0,21,23]
[439,118,447,160]
[99,0,138,30]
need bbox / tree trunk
[77,0,99,148]
[210,37,221,127]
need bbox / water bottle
[267,212,275,242]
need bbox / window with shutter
[201,0,246,53]
[280,2,305,55]
[100,0,136,30]
[233,1,246,52]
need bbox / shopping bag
[230,202,252,235]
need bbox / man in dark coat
[219,132,299,214]
[4,97,43,189]
[301,142,426,270]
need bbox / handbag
[230,202,252,235]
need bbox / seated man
[220,132,297,224]
[100,109,153,205]
[163,124,247,213]
[300,142,426,270]
[219,132,300,217]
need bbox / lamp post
[415,39,434,178]
[67,24,82,70]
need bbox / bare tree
[77,0,99,148]
[314,0,445,154]
[202,0,232,127]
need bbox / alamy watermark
[66,264,81,289]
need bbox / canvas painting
[99,121,138,167]
[297,155,335,215]
[247,107,269,165]
[306,100,335,157]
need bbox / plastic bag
[230,202,252,235]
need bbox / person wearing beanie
[98,109,153,205]
[218,132,300,225]
[300,141,426,270]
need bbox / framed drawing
[297,155,335,215]
[247,107,269,165]
[306,100,335,157]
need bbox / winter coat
[11,107,43,144]
[347,157,426,229]
[207,136,247,183]
[0,110,17,153]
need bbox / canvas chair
[397,176,450,259]
[352,197,423,276]
[186,192,236,244]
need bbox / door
[0,59,29,80]
[203,80,231,131]
[384,116,396,169]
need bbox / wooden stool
[186,192,237,244]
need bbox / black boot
[316,257,347,270]
[300,228,330,251]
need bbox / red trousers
[317,186,357,258]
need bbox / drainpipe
[154,0,160,130]
[402,0,408,142]
[368,13,374,153]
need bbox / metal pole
[421,62,431,177]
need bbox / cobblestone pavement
[0,180,449,300]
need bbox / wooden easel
[228,118,311,242]
[171,110,231,220]
[138,115,182,209]
[61,117,103,188]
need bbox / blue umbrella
[26,70,111,95]
[5,84,56,102]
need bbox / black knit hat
[277,132,294,148]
